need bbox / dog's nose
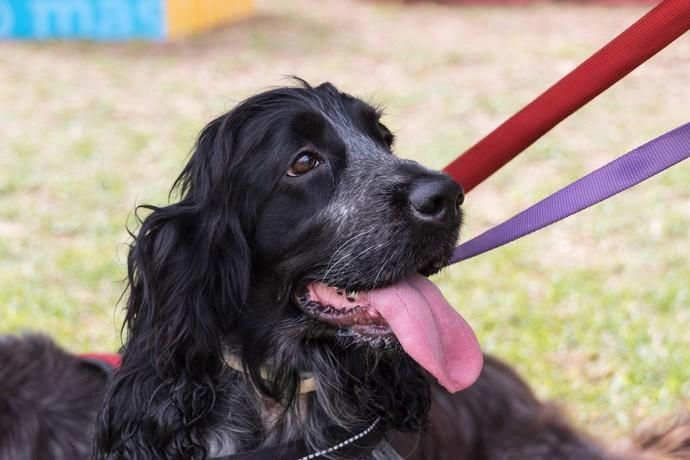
[409,176,463,225]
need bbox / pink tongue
[367,274,482,393]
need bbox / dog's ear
[126,114,251,370]
[95,114,252,456]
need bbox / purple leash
[451,122,690,265]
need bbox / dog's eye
[287,152,321,177]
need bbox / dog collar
[210,417,383,460]
[224,354,317,394]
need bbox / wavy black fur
[0,335,109,460]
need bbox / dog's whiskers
[320,228,376,284]
[323,238,385,285]
[372,245,399,291]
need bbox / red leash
[444,0,690,192]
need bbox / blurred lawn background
[1,0,688,441]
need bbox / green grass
[1,0,688,441]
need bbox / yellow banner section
[166,0,254,38]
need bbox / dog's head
[107,81,480,454]
[243,83,464,343]
[127,79,480,381]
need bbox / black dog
[1,81,688,460]
[95,79,482,458]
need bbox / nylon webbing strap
[451,122,690,264]
[444,0,690,192]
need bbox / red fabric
[444,0,690,192]
[81,352,122,368]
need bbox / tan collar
[224,354,317,394]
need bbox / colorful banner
[0,0,253,40]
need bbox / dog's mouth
[293,273,483,393]
[295,284,394,337]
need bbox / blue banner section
[0,0,165,40]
